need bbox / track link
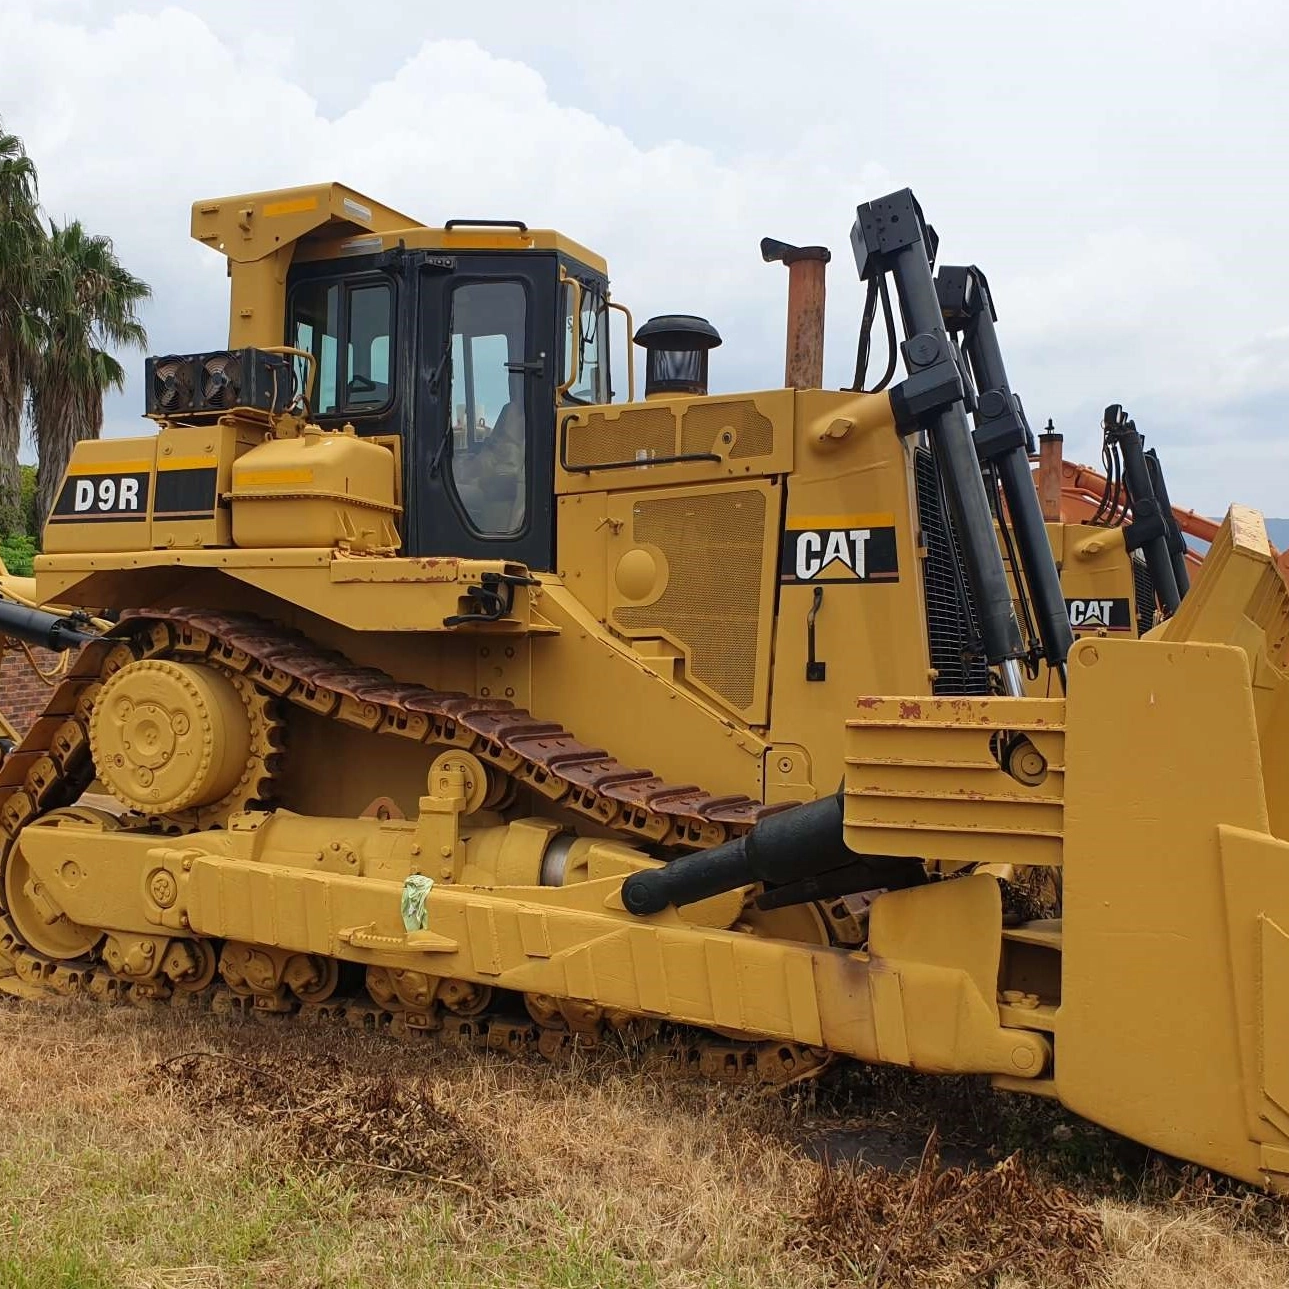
[0,610,828,1086]
[130,607,778,848]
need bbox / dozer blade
[844,504,1289,1191]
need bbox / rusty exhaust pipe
[1037,418,1063,523]
[761,238,830,389]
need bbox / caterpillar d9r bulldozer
[7,183,1289,1192]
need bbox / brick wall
[0,644,63,739]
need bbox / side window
[291,281,340,413]
[289,278,393,416]
[563,283,608,405]
[448,280,528,536]
[346,285,392,407]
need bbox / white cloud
[3,0,1289,513]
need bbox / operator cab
[283,218,611,570]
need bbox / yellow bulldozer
[3,182,1285,1193]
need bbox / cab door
[413,255,559,568]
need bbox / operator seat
[455,401,526,534]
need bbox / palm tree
[0,122,43,536]
[32,221,149,529]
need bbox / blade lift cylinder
[851,190,1026,694]
[936,264,1075,681]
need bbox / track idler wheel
[2,844,98,960]
[0,807,121,961]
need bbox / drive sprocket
[88,656,280,826]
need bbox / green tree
[0,122,43,536]
[32,221,150,529]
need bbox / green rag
[401,873,435,931]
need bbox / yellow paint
[788,512,896,528]
[67,459,151,475]
[263,196,320,218]
[235,468,314,487]
[157,455,219,471]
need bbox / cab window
[289,277,394,415]
[563,283,609,405]
[448,279,528,536]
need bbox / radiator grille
[1132,554,1156,634]
[614,490,765,713]
[565,406,675,469]
[914,447,991,696]
[681,400,774,460]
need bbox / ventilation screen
[681,400,774,460]
[614,490,766,714]
[1132,553,1156,634]
[914,447,991,696]
[565,407,675,469]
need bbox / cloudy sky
[2,0,1287,513]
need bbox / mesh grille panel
[565,407,676,468]
[1132,554,1156,634]
[615,491,765,713]
[681,401,775,460]
[914,447,991,696]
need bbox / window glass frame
[286,271,397,419]
[443,274,533,541]
[560,271,611,407]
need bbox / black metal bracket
[935,263,997,325]
[851,189,937,279]
[442,570,538,628]
[1121,504,1167,552]
[888,337,968,434]
[806,586,826,681]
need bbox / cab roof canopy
[191,181,607,276]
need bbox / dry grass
[0,991,1286,1288]
[793,1130,1103,1287]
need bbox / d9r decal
[780,514,899,584]
[50,471,150,522]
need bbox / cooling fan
[150,357,194,414]
[200,351,243,410]
[144,348,292,417]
